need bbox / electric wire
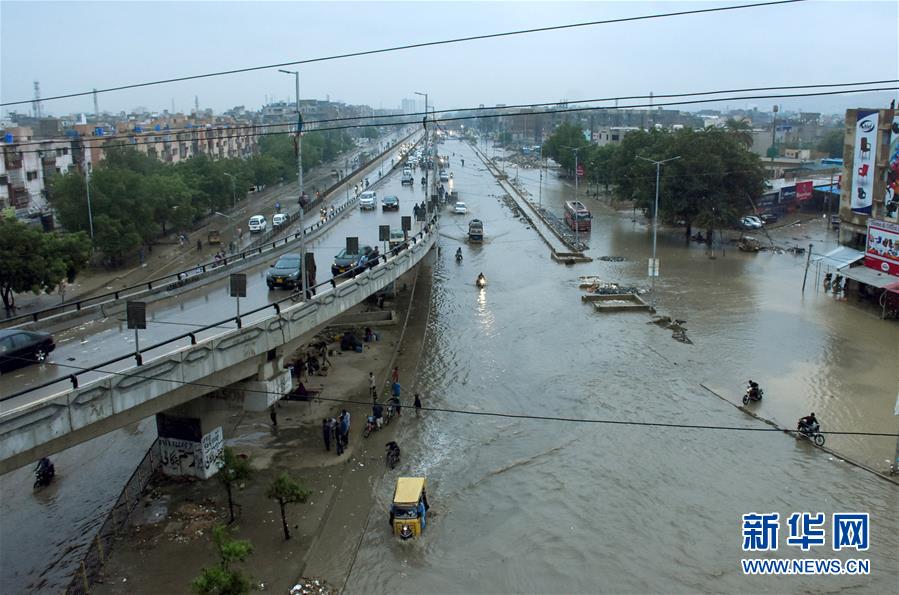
[2,355,896,437]
[8,84,897,155]
[1,0,809,107]
[7,78,894,149]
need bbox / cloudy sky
[2,1,897,118]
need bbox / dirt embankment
[92,261,434,594]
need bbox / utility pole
[414,91,429,195]
[637,155,681,294]
[563,145,584,246]
[280,69,307,299]
[85,162,94,240]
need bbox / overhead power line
[6,79,894,149]
[0,0,808,107]
[4,354,896,438]
[7,84,897,155]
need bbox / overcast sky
[2,1,897,119]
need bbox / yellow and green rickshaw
[390,477,430,540]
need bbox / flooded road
[344,139,898,592]
[2,138,896,593]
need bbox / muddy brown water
[2,139,897,593]
[343,140,898,593]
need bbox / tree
[218,448,252,524]
[266,473,311,540]
[542,121,590,173]
[724,118,754,149]
[816,129,845,158]
[0,219,92,311]
[191,524,252,595]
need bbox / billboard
[864,219,899,276]
[885,115,899,222]
[851,110,879,214]
[796,180,813,201]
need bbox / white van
[359,190,377,210]
[248,215,267,233]
[272,213,289,228]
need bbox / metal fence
[66,439,161,595]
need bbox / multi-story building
[1,127,79,214]
[830,107,899,287]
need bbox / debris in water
[598,256,626,262]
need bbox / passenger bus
[564,200,592,232]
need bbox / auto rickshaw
[207,229,222,245]
[390,477,429,540]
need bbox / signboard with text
[885,114,899,222]
[796,180,813,202]
[864,219,899,276]
[576,163,585,178]
[851,110,879,214]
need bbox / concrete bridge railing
[0,219,438,474]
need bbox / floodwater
[344,139,898,593]
[1,137,897,593]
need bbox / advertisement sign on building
[851,110,879,214]
[796,180,813,202]
[576,163,585,178]
[885,115,899,222]
[864,219,899,276]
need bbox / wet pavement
[2,137,897,593]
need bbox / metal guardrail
[0,214,439,405]
[66,439,161,595]
[0,131,418,330]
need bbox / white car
[248,215,267,233]
[272,213,289,228]
[741,215,763,229]
[453,201,467,214]
[359,191,377,210]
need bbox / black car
[382,195,400,211]
[0,329,55,374]
[332,245,377,276]
[759,212,779,224]
[266,253,303,290]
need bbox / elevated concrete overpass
[0,218,438,474]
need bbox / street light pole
[563,145,584,246]
[636,155,681,292]
[85,162,94,240]
[280,69,307,299]
[414,91,428,196]
[223,171,236,208]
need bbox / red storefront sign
[864,219,899,276]
[796,180,813,201]
[576,163,585,178]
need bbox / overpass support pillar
[235,357,292,412]
[155,408,224,479]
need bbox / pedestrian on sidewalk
[392,380,401,399]
[197,239,202,252]
[340,409,351,447]
[414,393,422,416]
[368,372,376,400]
[391,366,399,385]
[269,404,278,428]
[318,342,330,368]
[322,418,331,451]
[333,418,343,455]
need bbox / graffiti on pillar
[200,426,224,477]
[159,437,200,476]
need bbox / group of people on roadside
[322,410,352,455]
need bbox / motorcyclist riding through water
[747,380,760,399]
[797,412,819,434]
[34,457,55,488]
[477,272,486,287]
[455,247,463,261]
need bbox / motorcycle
[455,251,463,263]
[363,416,380,438]
[386,442,401,469]
[742,385,764,405]
[797,423,825,446]
[476,275,487,288]
[34,458,55,489]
